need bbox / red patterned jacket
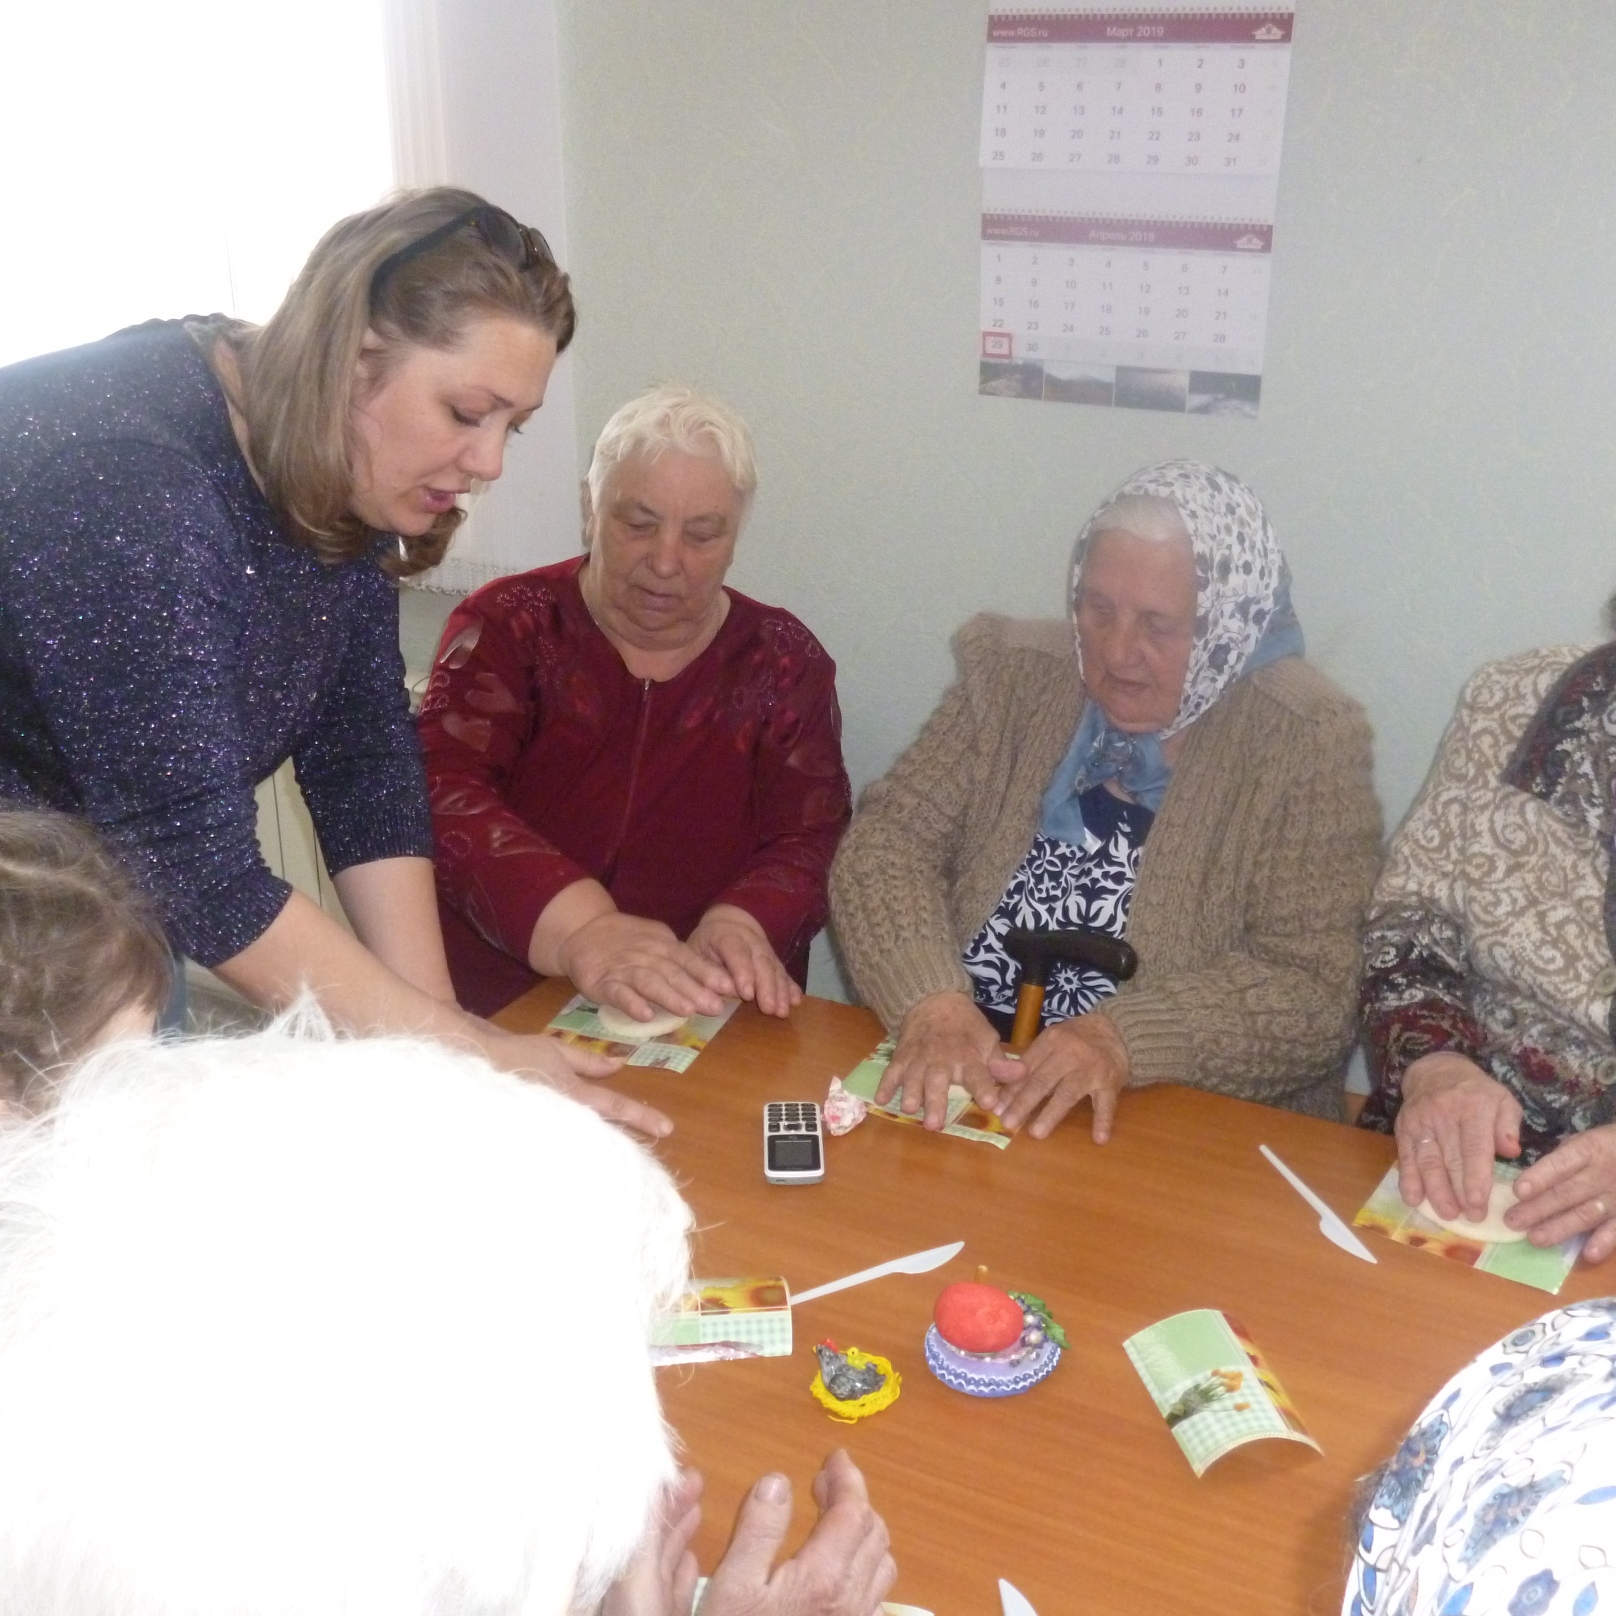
[418,557,851,1016]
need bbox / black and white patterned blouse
[963,784,1152,1030]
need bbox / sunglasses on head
[369,205,556,303]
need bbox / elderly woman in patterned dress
[1359,632,1616,1265]
[831,460,1382,1141]
[1343,1298,1616,1615]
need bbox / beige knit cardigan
[829,614,1383,1120]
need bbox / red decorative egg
[933,1282,1023,1353]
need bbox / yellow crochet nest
[809,1348,901,1423]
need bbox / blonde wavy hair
[220,188,575,579]
[0,807,170,1103]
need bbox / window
[0,0,391,366]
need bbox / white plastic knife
[789,1240,964,1305]
[1260,1145,1377,1264]
[999,1578,1039,1616]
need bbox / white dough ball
[596,1004,689,1043]
[1417,1177,1524,1244]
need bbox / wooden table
[499,983,1611,1615]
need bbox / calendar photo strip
[978,4,1295,414]
[981,212,1268,414]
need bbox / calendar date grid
[981,41,1290,175]
[982,226,1273,373]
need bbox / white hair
[0,1009,692,1616]
[1085,493,1190,547]
[584,383,758,519]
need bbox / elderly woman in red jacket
[419,385,851,1024]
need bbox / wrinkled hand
[700,1450,896,1616]
[1508,1123,1616,1263]
[559,911,732,1022]
[1395,1052,1521,1221]
[483,1029,672,1141]
[878,992,1001,1130]
[599,1470,703,1616]
[985,1011,1130,1141]
[688,905,801,1019]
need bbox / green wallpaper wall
[555,2,1616,818]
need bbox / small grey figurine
[814,1342,886,1401]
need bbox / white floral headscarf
[1345,1298,1616,1616]
[1040,460,1302,845]
[1068,459,1300,740]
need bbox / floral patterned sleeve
[710,621,852,965]
[1356,666,1507,1134]
[1357,902,1489,1129]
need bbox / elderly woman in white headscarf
[831,460,1382,1140]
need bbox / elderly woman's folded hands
[557,909,732,1021]
[987,1010,1130,1141]
[533,879,730,1023]
[534,880,801,1026]
[1397,1051,1616,1263]
[879,991,1002,1129]
[687,904,803,1019]
[881,991,1130,1141]
[1395,1051,1523,1219]
[1511,1127,1616,1263]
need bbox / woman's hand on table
[1508,1123,1616,1263]
[479,1029,673,1141]
[688,904,802,1018]
[1394,1052,1521,1221]
[880,992,1002,1129]
[601,1451,894,1616]
[986,1011,1130,1141]
[700,1450,896,1616]
[558,910,732,1021]
[213,889,672,1139]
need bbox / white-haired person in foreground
[0,1015,895,1616]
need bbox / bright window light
[0,0,392,366]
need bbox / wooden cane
[1008,983,1045,1053]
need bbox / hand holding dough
[1418,1177,1524,1244]
[596,1004,690,1043]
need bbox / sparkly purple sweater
[0,321,431,965]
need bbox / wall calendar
[978,6,1295,415]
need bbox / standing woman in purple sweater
[0,189,664,1137]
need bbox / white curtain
[385,0,583,595]
[0,0,392,362]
